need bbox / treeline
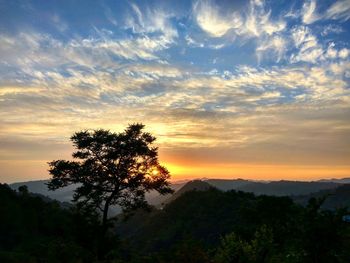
[117,188,350,263]
[0,184,107,263]
[1,184,350,263]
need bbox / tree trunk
[102,199,110,234]
[98,194,114,260]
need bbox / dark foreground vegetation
[1,183,350,263]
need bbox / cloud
[191,0,287,62]
[301,0,320,24]
[290,26,324,63]
[193,0,286,39]
[256,36,286,62]
[103,4,118,26]
[321,24,344,36]
[125,2,178,42]
[290,26,350,63]
[299,0,350,24]
[325,0,350,21]
[51,14,69,32]
[0,29,175,79]
[242,0,286,37]
[339,48,350,59]
[1,60,349,178]
[193,0,242,37]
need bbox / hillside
[293,184,350,210]
[11,178,344,204]
[2,183,350,262]
[10,180,77,203]
[163,180,212,204]
[318,178,350,184]
[236,180,340,196]
[116,188,350,262]
[9,180,187,215]
[0,184,101,262]
[205,179,251,191]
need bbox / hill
[2,183,350,262]
[10,180,77,202]
[235,180,340,196]
[204,179,251,191]
[163,180,213,204]
[0,183,101,262]
[117,187,350,262]
[10,178,344,210]
[9,180,187,216]
[293,184,350,210]
[317,177,350,184]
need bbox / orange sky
[1,157,350,184]
[1,119,350,183]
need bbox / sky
[0,0,350,183]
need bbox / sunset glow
[1,0,350,183]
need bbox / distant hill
[163,180,212,204]
[9,179,187,215]
[235,180,340,196]
[201,179,342,196]
[10,178,344,205]
[10,180,77,202]
[293,184,350,210]
[204,179,251,191]
[317,177,350,184]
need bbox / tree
[47,123,173,235]
[215,226,274,263]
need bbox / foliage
[215,225,274,263]
[0,183,101,263]
[116,188,350,263]
[47,123,173,234]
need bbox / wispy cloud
[290,25,349,63]
[301,0,319,24]
[325,0,350,21]
[193,0,242,37]
[256,35,286,62]
[300,0,350,24]
[125,2,178,43]
[192,0,287,62]
[193,0,286,39]
[243,0,286,37]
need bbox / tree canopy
[47,123,173,231]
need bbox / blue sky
[0,0,350,182]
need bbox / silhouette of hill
[235,180,340,196]
[317,177,350,184]
[293,184,350,210]
[9,179,187,215]
[10,179,77,202]
[10,178,344,205]
[117,188,297,251]
[204,179,251,191]
[163,180,212,204]
[116,187,350,262]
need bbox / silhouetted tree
[47,124,173,238]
